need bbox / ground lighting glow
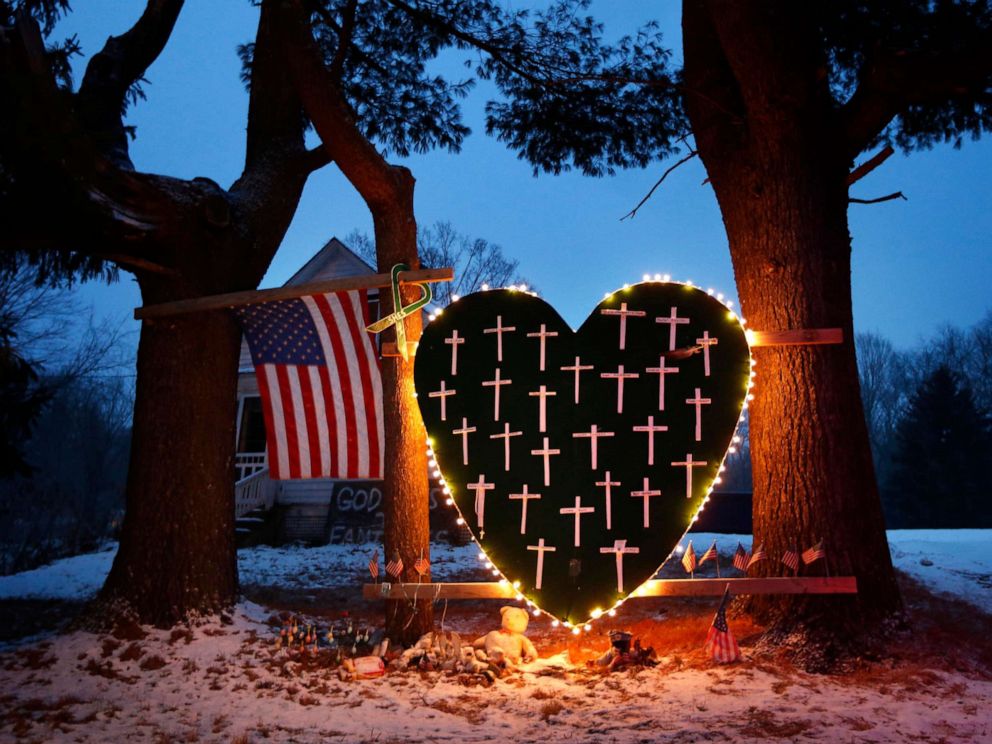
[417,277,753,632]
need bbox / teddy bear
[472,606,538,665]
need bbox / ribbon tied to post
[365,263,433,360]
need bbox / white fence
[235,467,277,518]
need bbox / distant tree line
[0,265,133,573]
[857,314,992,528]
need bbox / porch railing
[235,467,277,518]
[235,452,267,481]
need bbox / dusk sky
[61,1,991,349]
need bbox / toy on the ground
[472,606,538,665]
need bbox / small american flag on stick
[681,541,697,576]
[386,556,404,580]
[802,540,826,565]
[705,585,741,663]
[746,543,766,570]
[781,549,799,575]
[368,551,379,581]
[414,553,430,577]
[699,540,720,577]
[733,543,751,572]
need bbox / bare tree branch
[847,145,894,186]
[621,150,698,220]
[849,191,907,205]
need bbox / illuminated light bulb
[515,594,524,602]
[485,561,493,569]
[456,517,465,525]
[707,288,714,295]
[481,283,489,291]
[714,477,723,485]
[584,625,592,632]
[728,446,737,454]
[445,498,454,506]
[412,392,418,398]
[571,627,580,636]
[717,293,725,301]
[512,580,521,589]
[643,274,650,282]
[747,394,755,401]
[744,329,757,345]
[452,294,460,302]
[653,273,661,281]
[551,620,560,628]
[498,578,508,586]
[442,487,451,495]
[491,569,500,576]
[727,300,734,307]
[733,436,741,443]
[603,292,611,299]
[692,515,699,523]
[477,552,486,560]
[686,279,694,286]
[608,609,617,617]
[532,609,541,617]
[590,608,603,619]
[663,274,671,281]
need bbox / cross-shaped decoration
[559,496,595,547]
[526,324,559,371]
[645,355,679,410]
[528,384,557,433]
[572,424,615,470]
[656,307,691,351]
[696,331,719,377]
[600,302,646,350]
[482,368,513,420]
[489,421,523,471]
[630,476,663,528]
[483,315,516,362]
[452,417,476,466]
[530,436,561,487]
[560,356,595,404]
[595,470,621,530]
[508,485,541,534]
[632,415,668,466]
[671,453,708,499]
[527,538,556,590]
[427,380,456,421]
[600,539,640,593]
[444,330,465,376]
[467,475,495,530]
[600,364,640,414]
[686,387,712,442]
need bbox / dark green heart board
[414,282,751,625]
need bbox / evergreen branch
[621,150,697,221]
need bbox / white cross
[630,477,663,528]
[686,387,712,442]
[696,331,719,377]
[427,380,456,421]
[530,436,561,487]
[483,315,516,362]
[600,364,640,414]
[645,355,679,410]
[526,324,559,371]
[559,495,595,547]
[600,539,640,593]
[508,485,541,534]
[671,453,708,499]
[572,424,615,470]
[528,384,557,433]
[656,307,690,350]
[453,417,476,466]
[632,415,668,466]
[560,356,595,404]
[600,302,646,350]
[444,330,465,375]
[482,368,513,420]
[467,475,495,529]
[527,538,556,590]
[489,421,522,471]
[595,470,621,530]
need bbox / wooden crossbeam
[363,576,856,600]
[748,328,843,347]
[134,267,453,320]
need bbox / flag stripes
[802,540,826,565]
[237,290,383,480]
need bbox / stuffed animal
[472,606,538,665]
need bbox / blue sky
[60,1,991,349]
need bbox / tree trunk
[373,169,433,644]
[682,0,901,664]
[101,287,242,624]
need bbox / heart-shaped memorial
[414,282,751,625]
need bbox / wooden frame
[134,267,453,320]
[363,576,857,600]
[748,328,843,347]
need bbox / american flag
[681,541,697,574]
[781,549,799,574]
[733,543,751,572]
[236,291,383,480]
[802,540,826,565]
[746,543,766,570]
[386,556,404,579]
[705,586,741,663]
[368,551,379,580]
[699,540,718,565]
[414,554,430,576]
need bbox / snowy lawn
[0,531,989,742]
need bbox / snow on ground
[1,599,990,743]
[3,531,989,611]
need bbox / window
[237,396,267,453]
